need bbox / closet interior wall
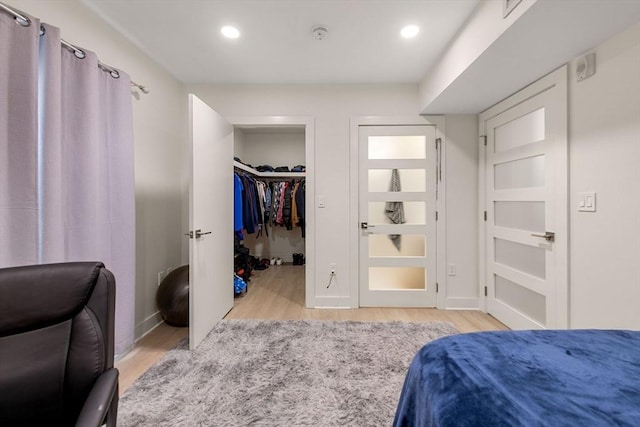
[234,126,306,264]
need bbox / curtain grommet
[15,15,30,27]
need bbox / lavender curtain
[0,12,39,266]
[1,14,135,355]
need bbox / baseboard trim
[445,297,481,310]
[116,312,164,361]
[309,296,357,309]
[135,310,163,341]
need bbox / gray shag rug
[119,319,458,426]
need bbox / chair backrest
[0,262,115,425]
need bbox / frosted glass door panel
[368,169,426,192]
[369,234,425,257]
[368,202,425,225]
[368,136,426,159]
[494,201,545,232]
[369,267,425,290]
[359,124,436,307]
[494,155,545,190]
[495,238,545,279]
[495,275,546,324]
[494,108,545,153]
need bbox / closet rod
[0,1,149,94]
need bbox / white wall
[444,115,480,308]
[186,84,481,306]
[233,129,246,161]
[568,22,640,329]
[11,0,189,343]
[187,85,413,304]
[241,130,305,169]
[419,0,536,112]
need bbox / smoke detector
[312,25,328,41]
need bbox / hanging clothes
[240,175,256,234]
[293,179,306,239]
[255,180,268,237]
[234,173,244,240]
[233,171,306,239]
[291,182,299,228]
[385,169,405,250]
[283,181,294,230]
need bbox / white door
[480,67,568,329]
[188,94,234,349]
[359,125,437,307]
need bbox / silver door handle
[184,231,194,238]
[195,229,212,239]
[531,231,555,242]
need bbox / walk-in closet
[233,124,307,297]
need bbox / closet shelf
[234,160,306,178]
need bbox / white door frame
[349,116,446,309]
[227,115,316,308]
[478,65,568,328]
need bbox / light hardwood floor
[116,264,507,393]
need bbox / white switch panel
[318,195,326,208]
[578,192,596,212]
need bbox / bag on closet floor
[234,274,247,294]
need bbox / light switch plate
[578,192,596,212]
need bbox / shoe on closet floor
[270,257,276,266]
[292,253,305,265]
[276,257,283,266]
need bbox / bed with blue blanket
[394,329,640,426]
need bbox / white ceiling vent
[503,0,522,18]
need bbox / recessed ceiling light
[400,25,419,39]
[221,26,240,39]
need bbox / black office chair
[0,262,119,426]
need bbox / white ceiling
[82,0,480,84]
[83,0,640,113]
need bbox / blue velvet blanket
[394,330,640,427]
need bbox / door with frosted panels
[359,126,437,307]
[485,91,556,329]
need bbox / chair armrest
[75,368,119,427]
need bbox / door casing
[227,115,316,308]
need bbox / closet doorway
[188,95,314,349]
[230,116,315,310]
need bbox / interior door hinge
[482,135,487,146]
[484,211,487,221]
[436,282,439,293]
[484,286,488,297]
[435,211,438,221]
